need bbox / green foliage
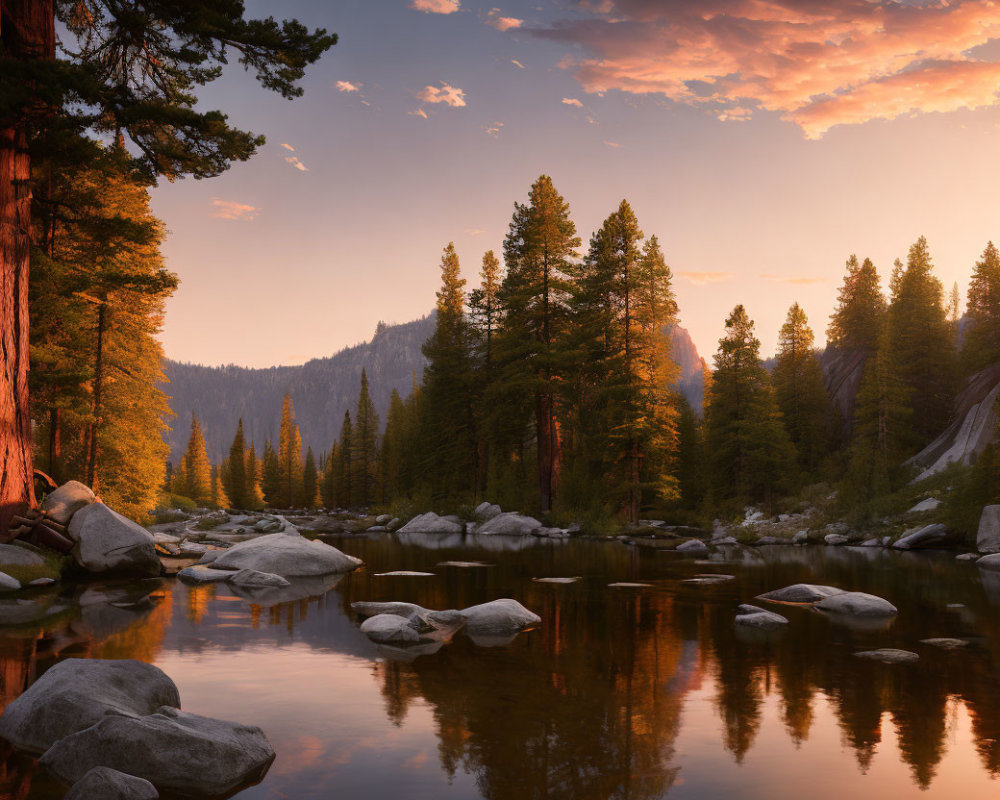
[261,440,281,507]
[226,419,248,508]
[277,394,304,507]
[303,447,320,509]
[828,255,886,352]
[350,371,380,506]
[963,241,1000,375]
[181,415,213,507]
[334,412,353,508]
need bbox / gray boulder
[386,517,402,531]
[68,504,160,578]
[375,514,391,525]
[476,512,542,536]
[460,598,540,637]
[892,523,949,550]
[854,648,919,663]
[977,505,1000,554]
[0,542,47,570]
[907,497,941,514]
[753,536,779,546]
[227,569,290,588]
[40,706,274,798]
[177,566,235,584]
[360,614,421,645]
[474,502,503,521]
[65,767,158,800]
[977,553,1000,571]
[41,480,95,525]
[792,531,809,544]
[824,533,849,546]
[734,604,788,629]
[212,533,361,577]
[0,572,19,591]
[397,512,464,535]
[757,584,845,604]
[0,658,179,754]
[677,539,709,554]
[814,591,897,617]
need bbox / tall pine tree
[277,394,304,508]
[226,419,248,509]
[963,241,1000,374]
[182,415,213,507]
[350,371,380,507]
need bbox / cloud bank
[530,0,1000,137]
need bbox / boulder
[177,566,236,584]
[757,584,845,604]
[908,497,941,514]
[474,502,503,521]
[712,536,739,545]
[476,512,542,536]
[892,523,949,550]
[854,648,919,663]
[956,552,979,561]
[734,604,788,629]
[824,533,849,546]
[0,572,20,591]
[920,637,969,649]
[753,536,779,546]
[360,614,421,644]
[676,539,709,554]
[397,512,464,535]
[0,543,47,570]
[227,569,290,589]
[814,591,897,617]
[977,505,1000,554]
[976,553,1000,571]
[860,538,881,547]
[375,514,391,525]
[459,598,540,637]
[41,480,96,526]
[212,533,361,577]
[67,504,160,578]
[792,531,809,544]
[40,706,274,798]
[0,659,179,754]
[65,767,159,800]
[386,518,402,531]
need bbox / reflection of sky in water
[5,537,1000,799]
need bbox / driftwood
[3,508,73,553]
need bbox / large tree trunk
[0,0,55,532]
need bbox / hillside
[162,315,706,463]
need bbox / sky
[151,0,1000,368]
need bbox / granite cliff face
[163,317,707,463]
[819,347,869,438]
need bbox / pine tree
[321,445,337,509]
[277,394,304,508]
[182,415,213,507]
[963,241,1000,374]
[380,389,407,503]
[469,250,503,366]
[887,236,957,450]
[350,371,380,507]
[704,306,795,509]
[226,419,249,509]
[211,466,230,510]
[335,412,353,508]
[261,441,281,508]
[497,176,581,512]
[246,441,264,509]
[303,447,320,509]
[827,255,886,353]
[674,396,706,509]
[772,304,830,473]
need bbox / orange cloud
[417,83,467,107]
[487,8,522,31]
[210,199,259,221]
[759,273,826,285]
[677,270,733,285]
[531,0,1000,136]
[411,0,459,13]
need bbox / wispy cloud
[336,80,361,93]
[211,199,260,221]
[485,120,504,137]
[511,59,525,69]
[279,143,296,152]
[409,108,429,119]
[530,0,1000,138]
[603,139,622,148]
[410,0,459,13]
[465,228,486,236]
[562,98,583,108]
[677,271,734,285]
[285,156,308,172]
[486,8,522,31]
[759,274,826,285]
[417,83,467,107]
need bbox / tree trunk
[47,406,60,479]
[85,301,106,489]
[0,0,56,532]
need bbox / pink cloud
[411,0,460,13]
[417,83,467,107]
[562,97,584,107]
[487,8,522,31]
[530,0,1000,136]
[210,199,260,221]
[677,270,733,285]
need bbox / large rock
[212,533,361,577]
[228,569,290,588]
[0,659,180,754]
[821,347,869,439]
[907,497,941,514]
[397,512,464,535]
[676,538,709,554]
[474,502,502,521]
[0,543,47,570]
[40,706,274,798]
[476,512,542,536]
[360,614,422,645]
[892,523,950,550]
[41,480,95,526]
[814,591,897,617]
[459,598,540,637]
[65,767,158,800]
[734,604,788,629]
[757,584,845,604]
[67,504,160,577]
[977,505,1000,554]
[977,553,1000,571]
[177,565,235,583]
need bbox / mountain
[162,315,706,463]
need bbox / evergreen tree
[380,389,407,503]
[246,441,264,509]
[772,304,830,473]
[335,412,353,508]
[182,415,213,507]
[211,465,230,510]
[421,244,478,503]
[277,394,304,508]
[469,250,504,366]
[303,447,320,509]
[704,306,795,509]
[226,419,249,509]
[887,236,957,450]
[350,371,380,507]
[827,255,886,353]
[497,176,581,512]
[261,441,281,508]
[963,241,1000,374]
[321,446,337,509]
[674,395,706,509]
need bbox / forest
[131,174,1000,537]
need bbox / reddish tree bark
[0,0,56,532]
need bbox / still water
[2,533,1000,799]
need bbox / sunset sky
[151,0,1000,367]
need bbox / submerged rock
[360,614,422,644]
[437,561,491,568]
[212,533,361,577]
[41,480,96,526]
[676,539,709,554]
[40,706,275,798]
[920,637,969,649]
[682,574,735,585]
[608,582,652,588]
[0,659,180,754]
[977,505,1000,554]
[68,504,160,578]
[854,648,919,663]
[734,604,788,629]
[373,571,436,577]
[757,584,845,604]
[228,569,290,588]
[459,598,540,639]
[892,523,949,550]
[177,566,235,584]
[532,577,580,584]
[814,591,897,617]
[976,553,1000,571]
[397,512,464,535]
[65,767,158,800]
